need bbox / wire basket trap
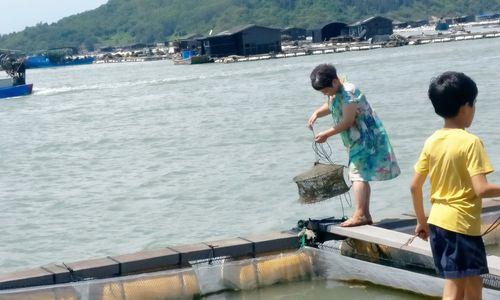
[293,128,352,209]
[293,162,350,203]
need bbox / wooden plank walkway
[326,224,500,276]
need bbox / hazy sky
[0,0,109,35]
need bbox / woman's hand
[308,102,330,129]
[307,112,318,129]
[315,128,335,143]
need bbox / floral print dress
[329,82,400,181]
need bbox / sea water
[1,38,500,299]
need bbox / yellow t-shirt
[414,129,493,236]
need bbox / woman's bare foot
[340,216,373,227]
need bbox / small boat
[0,51,33,99]
[25,47,94,69]
[25,55,94,69]
[173,50,213,65]
[435,21,450,31]
[0,83,33,99]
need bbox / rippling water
[1,38,500,299]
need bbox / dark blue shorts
[429,224,489,279]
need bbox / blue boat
[25,47,94,69]
[173,50,212,65]
[25,55,94,69]
[0,83,33,99]
[1,51,33,99]
[435,21,450,31]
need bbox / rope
[482,215,500,236]
[61,262,86,282]
[310,128,336,165]
[206,244,216,265]
[310,126,353,213]
[319,241,435,273]
[344,190,353,207]
[400,234,418,249]
[400,214,499,248]
[340,193,345,218]
[299,234,306,248]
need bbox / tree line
[0,0,498,53]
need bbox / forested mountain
[1,0,499,53]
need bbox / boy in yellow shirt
[411,71,500,299]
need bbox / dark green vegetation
[1,0,499,53]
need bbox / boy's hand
[411,172,428,241]
[415,222,429,241]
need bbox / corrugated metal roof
[282,26,307,32]
[173,33,204,41]
[349,16,392,27]
[215,24,256,36]
[311,21,347,30]
[212,24,281,37]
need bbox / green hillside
[1,0,499,53]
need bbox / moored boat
[25,47,94,69]
[0,83,33,99]
[0,51,33,99]
[25,55,94,68]
[173,50,213,65]
[435,21,450,31]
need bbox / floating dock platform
[0,200,499,299]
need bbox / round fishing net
[293,128,352,204]
[293,162,350,203]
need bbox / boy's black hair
[310,64,338,90]
[428,71,478,118]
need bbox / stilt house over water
[200,25,281,57]
[281,27,308,41]
[408,19,429,28]
[311,22,348,42]
[348,16,393,40]
[174,34,204,51]
[451,15,476,24]
[392,20,408,29]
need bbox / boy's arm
[410,172,429,240]
[466,138,497,198]
[471,174,500,198]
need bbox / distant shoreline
[88,20,500,65]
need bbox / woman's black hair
[310,64,338,90]
[428,71,478,118]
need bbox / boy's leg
[464,275,482,300]
[443,278,465,300]
[340,181,372,227]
